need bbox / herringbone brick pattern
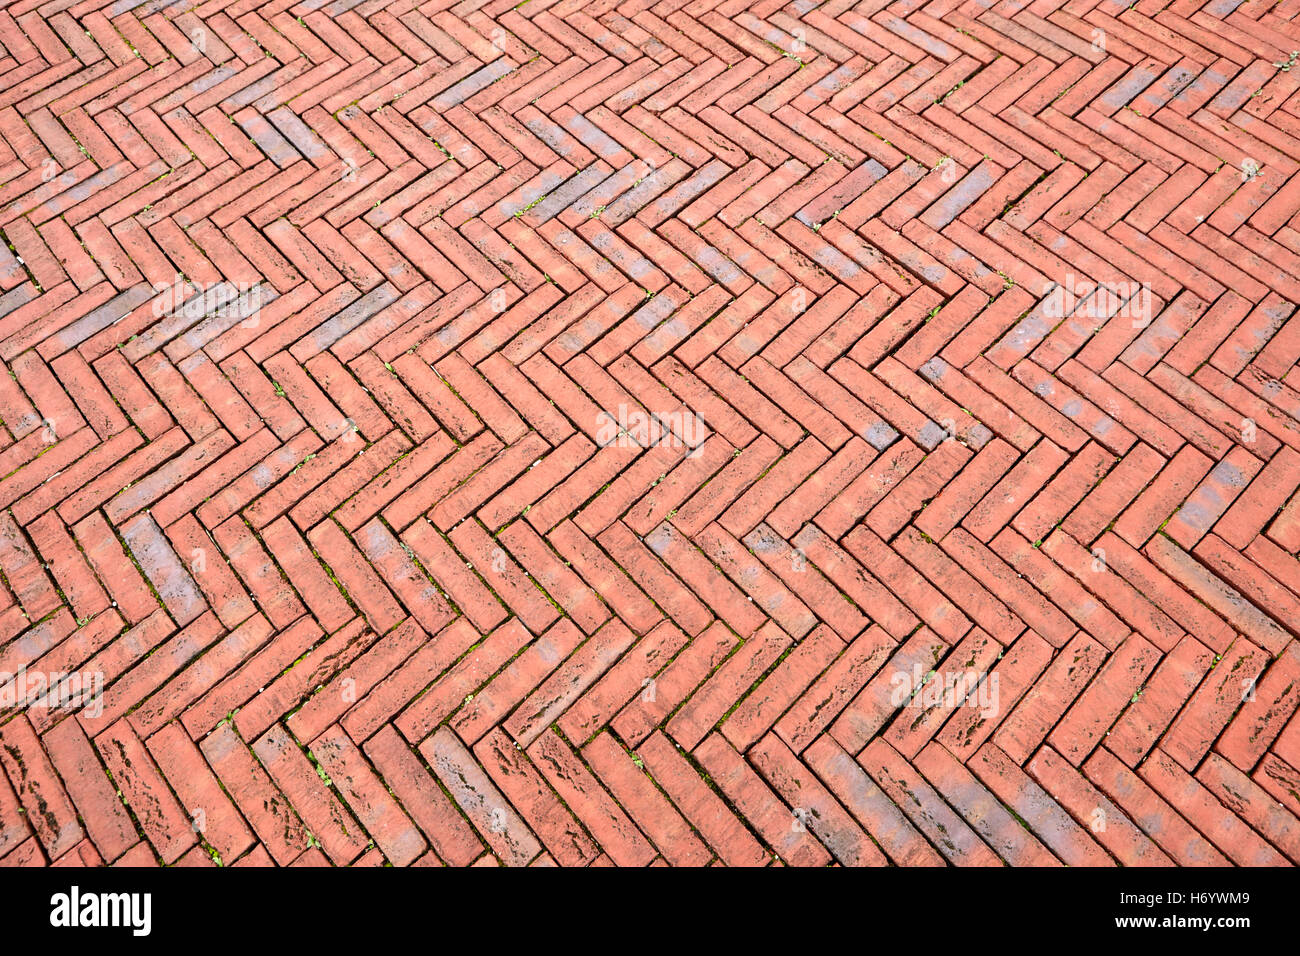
[0,0,1297,869]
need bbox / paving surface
[0,0,1298,869]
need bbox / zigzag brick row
[0,0,1297,868]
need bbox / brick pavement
[0,0,1298,868]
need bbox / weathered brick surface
[0,0,1298,868]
